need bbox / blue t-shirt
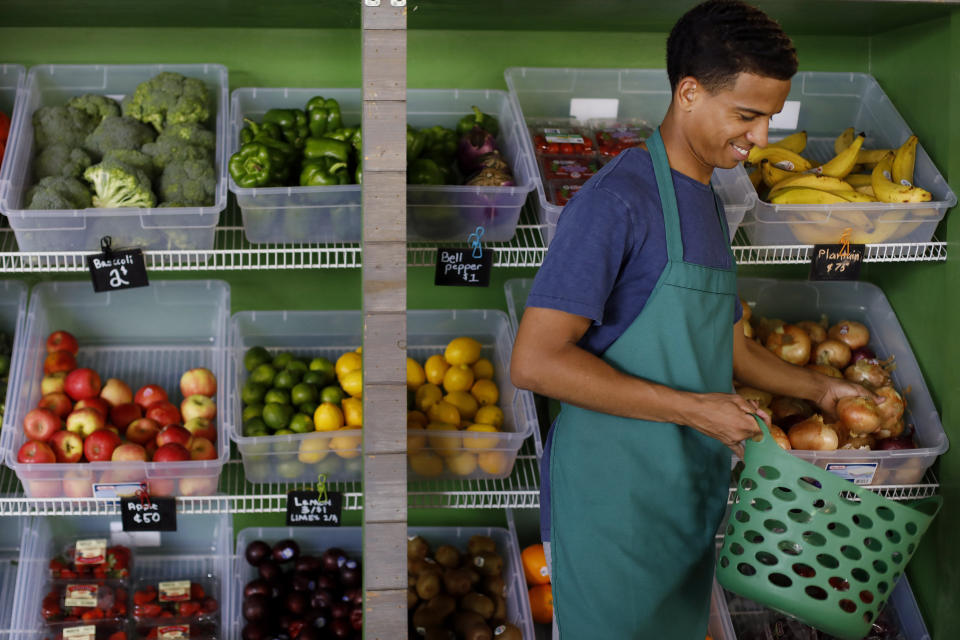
[527,146,740,356]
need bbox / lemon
[408,424,427,454]
[444,391,479,421]
[409,450,444,477]
[447,451,478,476]
[472,357,495,380]
[313,402,344,432]
[335,351,362,380]
[464,424,500,450]
[424,354,450,386]
[445,336,482,366]
[330,427,362,458]
[415,383,443,412]
[427,422,461,456]
[407,410,428,428]
[474,405,504,428]
[443,364,474,393]
[470,379,500,406]
[427,400,460,426]
[342,396,363,427]
[340,369,363,398]
[406,357,426,391]
[478,451,509,475]
[298,436,330,463]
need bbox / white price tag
[569,98,619,121]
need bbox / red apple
[180,367,217,398]
[51,430,84,463]
[126,418,161,446]
[145,439,159,460]
[17,440,56,463]
[111,443,148,462]
[110,403,143,431]
[104,425,120,436]
[134,384,169,409]
[62,470,94,498]
[64,368,102,401]
[83,429,121,462]
[75,397,110,419]
[37,392,73,419]
[22,408,62,442]
[98,469,147,485]
[65,407,106,438]
[153,442,191,463]
[44,350,77,376]
[100,378,133,407]
[148,478,176,496]
[46,331,79,355]
[26,480,63,498]
[146,402,182,428]
[156,424,192,448]
[188,436,217,461]
[181,395,217,422]
[178,476,218,496]
[184,417,217,443]
[41,372,68,396]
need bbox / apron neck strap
[647,128,685,262]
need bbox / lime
[273,369,301,390]
[302,371,327,386]
[0,353,11,377]
[320,385,345,405]
[272,351,296,369]
[291,382,319,406]
[285,359,308,374]
[262,403,294,431]
[241,380,267,405]
[274,428,295,436]
[314,456,344,475]
[242,404,264,422]
[243,417,268,437]
[298,401,319,417]
[289,413,315,434]
[309,356,336,379]
[344,457,363,475]
[250,363,277,386]
[277,460,306,479]
[243,346,271,372]
[264,388,290,406]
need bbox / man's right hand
[680,392,768,457]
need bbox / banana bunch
[746,128,932,205]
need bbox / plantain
[844,174,873,189]
[856,148,893,168]
[746,131,807,164]
[891,135,919,186]
[748,166,763,191]
[855,185,876,197]
[768,173,854,197]
[871,152,932,203]
[749,147,813,172]
[834,127,856,155]
[769,187,850,205]
[760,160,800,188]
[814,135,863,179]
[834,190,876,203]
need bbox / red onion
[876,435,916,450]
[457,126,499,175]
[850,346,876,363]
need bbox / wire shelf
[0,204,946,272]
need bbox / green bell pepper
[350,127,362,154]
[300,158,350,186]
[263,108,309,149]
[303,136,351,163]
[456,105,499,137]
[354,163,362,185]
[305,96,343,137]
[324,127,356,143]
[239,119,284,146]
[409,157,449,185]
[407,125,428,162]
[229,142,288,188]
[422,125,458,163]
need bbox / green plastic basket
[717,417,942,640]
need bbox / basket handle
[745,413,773,451]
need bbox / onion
[739,298,752,323]
[805,363,843,379]
[813,339,851,369]
[843,359,891,390]
[850,346,876,364]
[736,386,773,409]
[457,127,499,175]
[836,423,876,450]
[770,396,813,425]
[876,434,916,450]
[765,324,812,365]
[743,320,754,339]
[874,386,905,437]
[788,415,839,450]
[836,396,881,434]
[769,425,792,450]
[828,320,870,350]
[466,168,515,187]
[754,317,785,343]
[796,320,827,345]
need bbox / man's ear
[674,76,701,112]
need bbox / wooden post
[361,1,407,638]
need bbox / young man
[511,1,875,637]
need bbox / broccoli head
[123,71,212,133]
[160,122,216,150]
[141,136,212,170]
[32,105,98,150]
[26,176,93,210]
[83,158,156,209]
[103,149,158,180]
[33,143,92,180]
[65,94,121,122]
[83,116,156,160]
[158,158,216,206]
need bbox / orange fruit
[528,584,553,624]
[521,544,551,586]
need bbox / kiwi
[462,623,493,640]
[429,593,457,619]
[434,544,461,569]
[409,555,439,576]
[408,586,419,609]
[409,535,430,560]
[467,535,497,556]
[491,594,507,624]
[409,573,418,587]
[443,567,473,598]
[416,570,442,600]
[461,592,496,620]
[422,628,454,640]
[493,623,523,640]
[413,595,455,630]
[471,552,503,577]
[452,610,487,635]
[482,575,507,599]
[465,567,482,585]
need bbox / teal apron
[548,128,737,638]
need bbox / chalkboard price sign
[434,248,492,287]
[286,490,343,527]
[87,237,149,293]
[810,243,864,281]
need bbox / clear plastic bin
[2,280,231,498]
[12,514,230,638]
[741,72,956,246]
[739,278,947,484]
[0,279,29,463]
[226,309,538,483]
[0,518,25,635]
[504,67,753,246]
[0,64,26,187]
[228,88,536,244]
[0,64,229,252]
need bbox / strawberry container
[131,579,218,623]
